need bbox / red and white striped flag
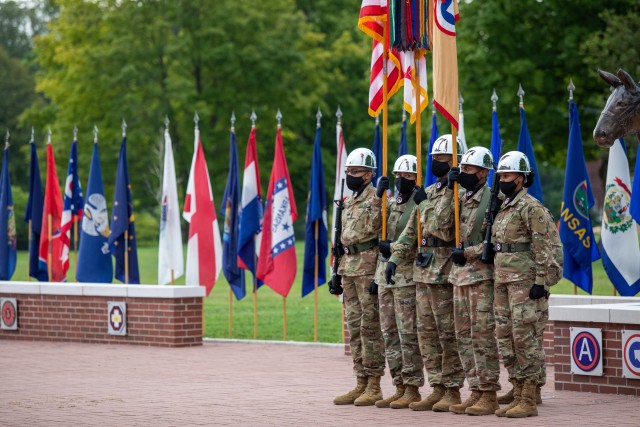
[183,127,222,295]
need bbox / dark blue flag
[517,107,544,202]
[489,109,502,186]
[559,100,600,293]
[398,116,408,158]
[77,143,113,283]
[302,126,328,297]
[24,140,48,281]
[0,145,16,280]
[221,128,246,300]
[630,148,640,224]
[371,119,382,185]
[424,111,439,187]
[108,137,139,284]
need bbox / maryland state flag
[432,0,460,128]
[39,142,65,282]
[257,127,298,297]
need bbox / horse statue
[593,69,640,148]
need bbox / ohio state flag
[183,127,222,296]
[257,127,298,297]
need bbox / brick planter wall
[0,282,204,347]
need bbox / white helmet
[346,148,377,170]
[430,134,467,160]
[496,151,531,174]
[460,146,494,170]
[392,154,418,174]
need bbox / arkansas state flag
[183,127,222,296]
[39,142,65,282]
[432,0,460,129]
[257,127,298,297]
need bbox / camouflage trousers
[453,281,501,391]
[494,280,546,382]
[416,282,464,388]
[378,285,424,387]
[343,275,385,378]
[536,297,549,386]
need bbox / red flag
[183,128,222,296]
[256,128,298,297]
[39,143,65,282]
[432,0,460,129]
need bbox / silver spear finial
[336,106,343,126]
[231,111,236,131]
[459,93,464,112]
[568,78,575,101]
[93,125,98,144]
[517,83,525,107]
[5,129,9,149]
[194,111,200,129]
[402,109,407,122]
[73,125,78,141]
[316,107,322,129]
[47,128,52,144]
[250,109,257,129]
[276,109,282,127]
[31,127,34,144]
[164,115,170,130]
[122,119,127,137]
[491,89,498,111]
[375,114,380,126]
[432,99,436,115]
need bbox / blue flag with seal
[24,138,48,281]
[559,100,600,293]
[489,109,502,186]
[371,118,382,186]
[424,111,439,188]
[517,106,543,202]
[221,126,246,300]
[302,125,328,297]
[108,136,139,284]
[0,143,17,280]
[77,142,113,283]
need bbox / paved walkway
[1,340,637,426]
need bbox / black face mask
[459,172,479,191]
[499,180,518,198]
[431,159,450,178]
[395,177,416,195]
[346,174,366,192]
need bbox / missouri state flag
[0,143,16,280]
[183,126,222,296]
[39,141,65,282]
[60,137,84,277]
[432,0,460,129]
[257,127,298,297]
[559,100,600,293]
[24,138,48,281]
[600,139,640,296]
[76,142,113,283]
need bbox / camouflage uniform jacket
[448,184,494,286]
[390,178,455,284]
[374,192,417,289]
[337,184,382,277]
[492,189,555,286]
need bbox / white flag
[401,50,428,124]
[601,139,640,296]
[158,128,184,285]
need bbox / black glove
[328,274,343,295]
[379,240,392,258]
[413,186,428,204]
[376,176,390,197]
[332,245,345,258]
[385,261,397,285]
[451,248,467,266]
[368,281,378,295]
[447,167,461,189]
[529,284,548,300]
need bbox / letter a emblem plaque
[570,327,603,376]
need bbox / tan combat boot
[495,380,522,417]
[497,386,514,404]
[354,376,383,406]
[449,390,481,414]
[333,376,368,405]
[506,378,538,418]
[389,385,421,409]
[536,385,542,404]
[432,387,461,412]
[466,391,500,416]
[409,384,445,411]
[375,385,404,408]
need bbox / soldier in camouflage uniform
[333,147,385,407]
[490,151,555,418]
[372,155,424,409]
[444,147,501,415]
[386,135,466,412]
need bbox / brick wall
[0,283,204,347]
[553,321,640,396]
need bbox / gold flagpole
[47,214,52,281]
[381,9,389,240]
[451,125,460,246]
[251,110,259,339]
[229,288,233,337]
[314,220,319,342]
[28,220,32,281]
[283,296,288,341]
[414,52,424,246]
[72,125,79,281]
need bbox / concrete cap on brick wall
[550,302,640,324]
[0,281,205,299]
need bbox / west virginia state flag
[257,127,298,297]
[432,0,460,129]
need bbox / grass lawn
[6,242,626,343]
